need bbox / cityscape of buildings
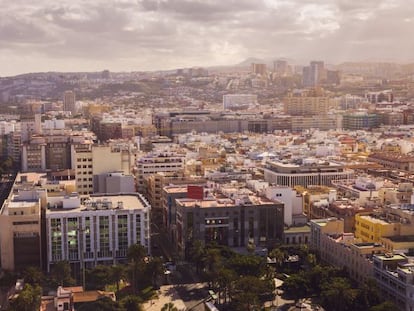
[3,58,414,310]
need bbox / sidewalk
[142,285,187,311]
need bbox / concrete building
[46,193,151,272]
[283,93,332,116]
[368,153,414,172]
[0,172,52,271]
[309,217,344,251]
[315,229,386,283]
[135,151,185,193]
[174,189,284,257]
[264,159,354,187]
[355,212,414,243]
[342,112,381,130]
[63,91,76,115]
[74,145,135,196]
[0,191,43,271]
[251,63,267,76]
[302,61,325,87]
[223,94,257,110]
[94,172,135,194]
[146,172,205,230]
[264,186,303,226]
[373,253,414,311]
[291,116,337,132]
[162,185,189,245]
[366,90,393,103]
[273,60,291,76]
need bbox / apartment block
[283,94,332,116]
[355,212,414,243]
[373,254,414,311]
[74,145,135,196]
[46,193,150,272]
[136,152,185,194]
[174,189,284,257]
[264,159,354,187]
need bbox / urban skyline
[1,0,414,76]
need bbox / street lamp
[77,226,90,290]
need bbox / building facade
[45,193,151,272]
[264,160,354,187]
[174,194,284,257]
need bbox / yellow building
[355,214,400,243]
[380,235,414,253]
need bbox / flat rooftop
[47,194,148,214]
[383,235,414,242]
[163,186,188,194]
[359,215,390,225]
[376,254,406,261]
[176,195,275,209]
[284,225,311,234]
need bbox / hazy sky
[1,0,413,76]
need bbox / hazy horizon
[1,0,413,77]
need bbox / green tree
[269,248,286,268]
[120,295,143,311]
[146,257,164,288]
[216,268,237,304]
[50,261,75,287]
[127,243,147,263]
[320,277,358,311]
[110,265,126,292]
[9,283,42,311]
[230,276,269,310]
[86,265,112,290]
[281,273,309,301]
[228,254,265,277]
[22,266,44,286]
[354,278,382,311]
[188,239,206,273]
[127,244,147,293]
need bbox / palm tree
[110,265,125,292]
[127,244,147,293]
[147,257,164,287]
[216,268,237,304]
[188,239,206,273]
[269,248,286,268]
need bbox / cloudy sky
[1,0,413,76]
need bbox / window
[98,216,111,257]
[117,215,128,257]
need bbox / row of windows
[77,178,93,182]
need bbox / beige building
[0,173,46,270]
[135,151,185,194]
[310,217,386,283]
[283,94,333,116]
[74,145,134,196]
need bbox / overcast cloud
[0,0,413,76]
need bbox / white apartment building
[373,254,414,311]
[264,159,354,187]
[46,193,151,272]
